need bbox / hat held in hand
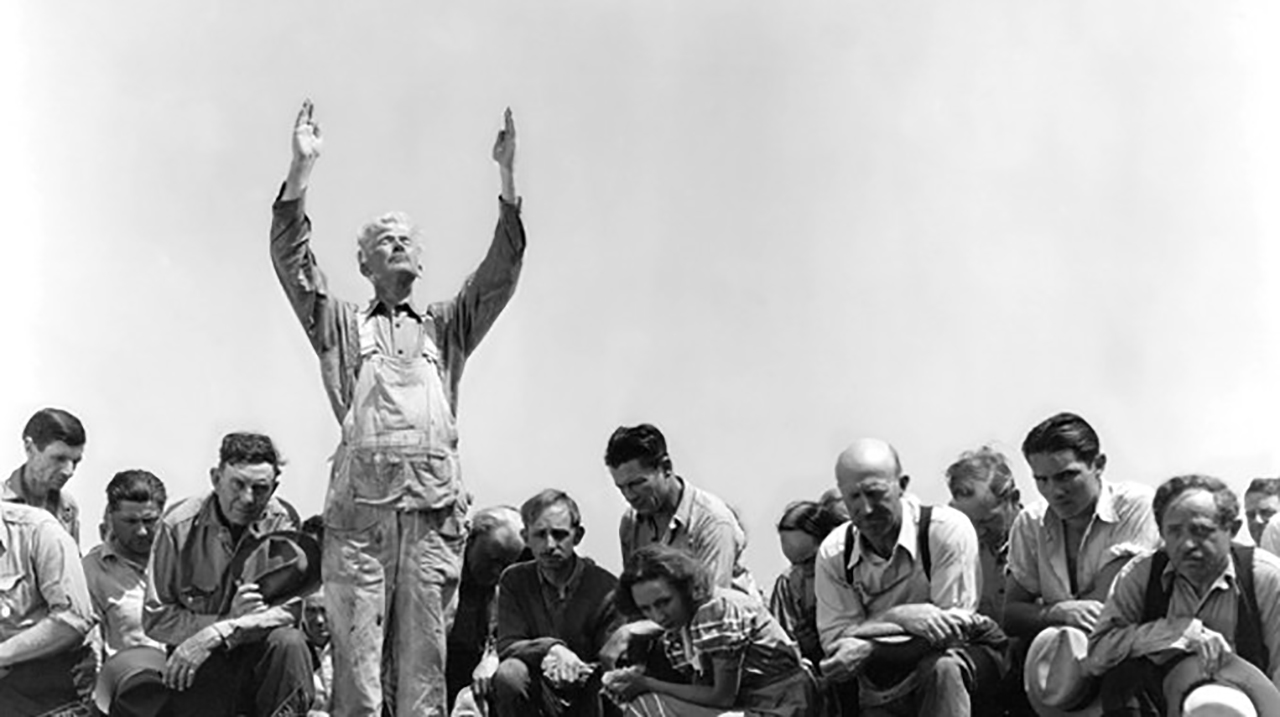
[219,530,321,615]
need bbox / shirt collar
[363,298,427,321]
[194,492,277,539]
[1093,480,1119,524]
[848,495,921,569]
[670,476,694,530]
[1160,550,1237,593]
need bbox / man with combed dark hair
[605,424,759,599]
[1003,412,1158,715]
[1088,474,1280,714]
[1243,478,1280,547]
[144,432,313,716]
[84,469,169,716]
[0,500,97,715]
[6,407,86,543]
[271,99,525,717]
[478,490,621,717]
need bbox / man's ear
[573,525,586,545]
[1093,453,1108,475]
[22,436,35,461]
[357,250,370,278]
[899,474,911,492]
[1227,518,1244,538]
[209,466,220,488]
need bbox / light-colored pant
[324,506,465,717]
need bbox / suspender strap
[842,505,933,585]
[918,506,933,581]
[1231,545,1268,674]
[1140,550,1172,623]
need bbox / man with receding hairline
[815,438,1004,716]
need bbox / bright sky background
[4,1,1280,583]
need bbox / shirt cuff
[273,183,306,211]
[499,195,523,212]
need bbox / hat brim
[219,530,322,615]
[93,646,168,714]
[1165,653,1280,717]
[1025,627,1103,717]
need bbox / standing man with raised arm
[270,100,527,717]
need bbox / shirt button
[398,350,404,355]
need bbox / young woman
[768,494,848,668]
[603,545,815,717]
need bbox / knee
[492,658,531,697]
[265,626,311,659]
[918,650,966,689]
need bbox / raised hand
[293,99,323,165]
[492,108,516,171]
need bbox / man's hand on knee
[820,637,874,683]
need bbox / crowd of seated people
[9,409,1280,717]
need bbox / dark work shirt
[496,557,621,664]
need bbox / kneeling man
[144,433,315,716]
[481,490,621,717]
[1087,474,1280,716]
[815,439,1005,716]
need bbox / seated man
[478,490,621,717]
[84,469,169,716]
[815,439,1005,717]
[1003,413,1158,715]
[446,506,528,711]
[0,500,97,715]
[1088,474,1280,715]
[144,432,314,717]
[606,424,760,599]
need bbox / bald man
[814,439,1006,717]
[447,506,528,711]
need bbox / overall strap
[843,523,856,586]
[918,505,933,581]
[1231,545,1269,674]
[1141,550,1172,623]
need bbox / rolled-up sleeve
[143,520,216,646]
[34,520,95,636]
[814,526,865,653]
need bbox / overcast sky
[4,1,1280,581]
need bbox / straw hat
[1166,653,1280,717]
[1024,626,1103,717]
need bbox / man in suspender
[1087,474,1280,715]
[814,439,1005,716]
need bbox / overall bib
[323,312,468,717]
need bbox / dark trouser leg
[0,645,93,717]
[491,658,533,717]
[1099,658,1173,717]
[914,645,1003,717]
[170,626,314,717]
[250,626,316,716]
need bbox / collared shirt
[270,189,527,426]
[977,539,1010,620]
[661,588,802,693]
[619,476,761,600]
[0,501,95,644]
[495,556,621,664]
[83,541,164,654]
[4,465,79,545]
[814,497,980,652]
[769,561,821,665]
[1008,480,1158,604]
[1086,547,1280,687]
[144,492,298,648]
